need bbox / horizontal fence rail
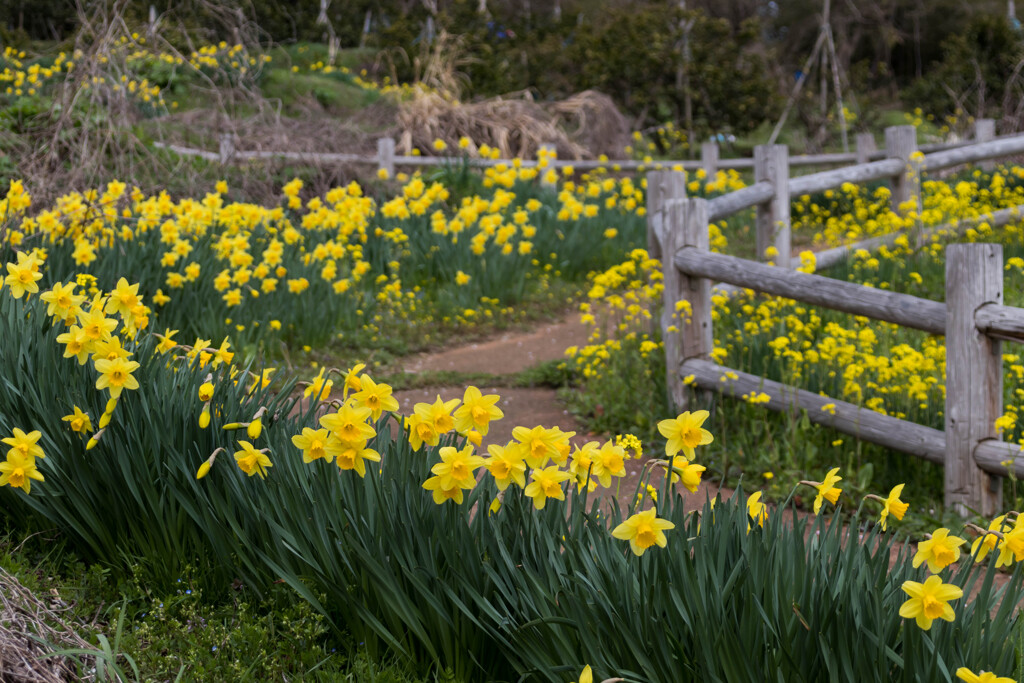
[674,247,948,335]
[976,303,1024,342]
[681,358,947,464]
[788,159,904,198]
[151,118,1011,179]
[651,124,1024,517]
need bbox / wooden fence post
[701,141,719,178]
[645,170,686,262]
[662,197,712,410]
[754,144,791,268]
[976,118,996,171]
[885,125,919,214]
[855,132,876,165]
[945,243,1003,517]
[377,137,396,178]
[218,132,234,165]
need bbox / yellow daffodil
[233,441,272,479]
[810,467,842,514]
[303,367,333,400]
[4,255,43,298]
[62,406,93,434]
[0,452,44,494]
[334,439,380,477]
[429,444,484,489]
[878,483,909,531]
[2,428,44,460]
[612,508,675,556]
[512,424,562,469]
[899,575,962,630]
[913,528,967,573]
[320,402,375,443]
[658,410,713,458]
[414,395,460,436]
[406,413,440,450]
[590,440,626,488]
[523,465,572,509]
[971,515,1006,563]
[292,427,343,464]
[485,441,526,490]
[351,375,399,421]
[747,491,768,529]
[995,516,1024,568]
[453,385,503,436]
[955,667,1015,683]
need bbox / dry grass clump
[0,565,99,683]
[396,89,630,161]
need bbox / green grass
[0,521,442,682]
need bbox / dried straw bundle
[397,89,629,160]
[0,565,98,683]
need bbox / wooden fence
[653,125,1024,517]
[153,118,1007,180]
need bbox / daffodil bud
[86,429,104,451]
[222,422,245,430]
[105,397,118,413]
[199,405,211,429]
[98,411,112,429]
[196,460,212,479]
[247,418,263,440]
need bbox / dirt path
[401,315,590,375]
[389,311,730,514]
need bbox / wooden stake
[855,132,876,165]
[377,137,395,179]
[976,119,996,171]
[663,197,711,409]
[754,144,790,268]
[945,243,1003,517]
[701,142,719,178]
[645,170,686,262]
[884,125,919,213]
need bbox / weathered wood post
[377,137,396,179]
[539,142,558,191]
[754,144,791,268]
[701,141,719,178]
[976,118,996,172]
[663,196,711,409]
[645,170,686,262]
[885,125,920,214]
[945,243,1003,517]
[855,132,876,165]
[218,132,234,165]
